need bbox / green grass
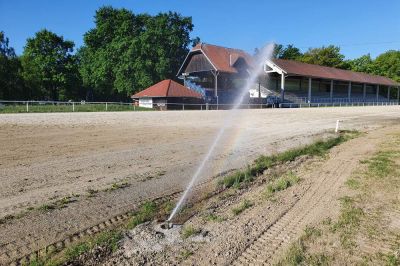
[277,226,328,266]
[219,133,356,189]
[181,225,200,239]
[37,196,76,212]
[105,182,130,191]
[345,178,361,189]
[28,230,123,266]
[367,151,399,178]
[92,230,122,252]
[64,230,122,261]
[0,103,153,113]
[65,242,90,260]
[203,213,225,222]
[278,135,400,265]
[161,201,174,215]
[264,171,300,197]
[232,199,253,215]
[332,196,364,248]
[126,201,157,229]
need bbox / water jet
[168,43,275,222]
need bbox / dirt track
[232,127,388,265]
[0,106,399,263]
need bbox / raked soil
[0,106,399,263]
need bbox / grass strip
[219,132,358,189]
[0,103,153,113]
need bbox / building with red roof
[131,79,203,110]
[177,43,253,104]
[176,42,399,105]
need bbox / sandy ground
[0,106,399,263]
[102,125,399,266]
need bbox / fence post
[182,104,185,111]
[26,101,29,112]
[73,102,75,112]
[106,102,108,111]
[134,105,136,111]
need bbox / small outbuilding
[131,79,204,110]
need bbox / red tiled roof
[190,43,253,73]
[132,79,202,98]
[272,58,399,86]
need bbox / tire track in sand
[232,129,386,266]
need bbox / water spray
[167,43,275,222]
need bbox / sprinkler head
[160,221,173,230]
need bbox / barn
[131,79,203,110]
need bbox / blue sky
[1,0,399,59]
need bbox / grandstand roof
[178,43,253,74]
[271,59,399,86]
[132,79,202,99]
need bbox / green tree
[0,31,24,100]
[272,44,284,58]
[280,45,302,60]
[300,45,349,69]
[272,44,302,60]
[372,50,400,82]
[21,29,78,100]
[79,6,194,101]
[349,54,374,73]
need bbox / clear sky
[1,0,399,59]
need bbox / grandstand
[177,43,400,106]
[264,59,400,105]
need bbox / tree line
[1,6,399,101]
[0,6,196,101]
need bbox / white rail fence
[0,100,398,113]
[279,101,399,108]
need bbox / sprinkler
[160,221,174,230]
[154,220,178,232]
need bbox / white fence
[0,100,143,113]
[279,101,399,108]
[0,100,398,113]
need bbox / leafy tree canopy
[299,45,349,69]
[0,31,24,100]
[348,54,374,73]
[273,44,302,60]
[21,29,78,100]
[78,6,195,101]
[372,50,400,82]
